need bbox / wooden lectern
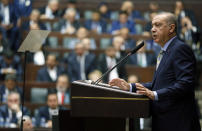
[57,80,150,131]
[71,80,150,118]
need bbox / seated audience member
[62,0,80,20]
[119,27,136,49]
[85,11,107,34]
[56,75,70,105]
[0,50,22,81]
[35,89,66,128]
[68,27,96,49]
[129,40,156,67]
[144,12,157,33]
[55,8,80,34]
[178,16,200,50]
[88,70,103,82]
[21,9,47,31]
[97,46,127,83]
[36,54,65,82]
[111,11,136,35]
[0,0,20,51]
[98,2,111,20]
[0,74,22,103]
[40,0,62,19]
[66,42,96,82]
[174,1,197,27]
[112,35,127,59]
[0,29,9,55]
[121,1,143,21]
[0,92,30,128]
[144,2,160,21]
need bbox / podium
[71,80,150,118]
[57,80,150,131]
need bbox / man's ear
[169,24,175,33]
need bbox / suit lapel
[152,37,178,86]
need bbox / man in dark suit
[54,8,80,34]
[85,11,107,34]
[21,9,47,31]
[0,92,30,128]
[111,11,136,35]
[67,42,96,82]
[0,74,22,103]
[109,12,201,131]
[98,46,126,83]
[36,54,65,82]
[55,74,70,105]
[129,40,156,67]
[0,50,22,81]
[35,89,66,128]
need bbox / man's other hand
[109,78,130,91]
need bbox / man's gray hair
[157,12,177,33]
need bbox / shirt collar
[162,36,176,51]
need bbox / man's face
[5,79,16,90]
[151,15,170,46]
[46,55,57,69]
[47,94,58,109]
[7,93,20,109]
[49,1,59,12]
[119,14,128,24]
[92,12,100,21]
[56,76,69,92]
[30,11,40,22]
[75,44,85,56]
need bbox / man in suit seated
[21,9,47,31]
[97,46,127,83]
[67,27,96,49]
[84,11,107,34]
[0,50,22,81]
[0,92,30,128]
[121,0,143,21]
[109,12,201,131]
[55,8,80,34]
[39,0,62,19]
[128,40,156,67]
[0,74,22,103]
[67,42,96,82]
[111,11,136,35]
[35,89,66,128]
[56,74,70,105]
[36,54,65,82]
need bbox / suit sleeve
[156,44,196,100]
[131,82,152,92]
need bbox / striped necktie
[156,50,164,70]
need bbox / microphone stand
[93,52,132,85]
[93,41,144,85]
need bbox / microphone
[92,41,144,85]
